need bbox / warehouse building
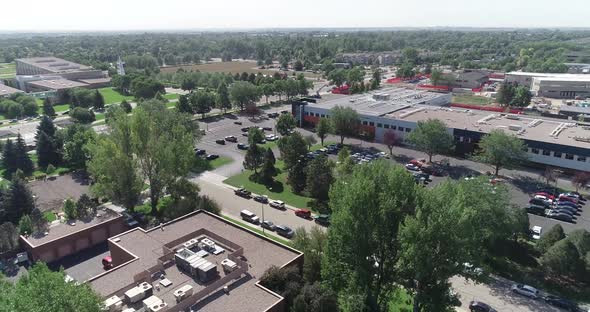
[505,72,590,99]
[295,88,590,172]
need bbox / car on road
[240,210,259,224]
[241,127,250,132]
[265,134,278,141]
[405,163,420,171]
[531,226,542,240]
[225,136,238,142]
[267,112,279,118]
[275,225,294,238]
[195,149,206,156]
[294,209,311,219]
[233,121,242,125]
[234,188,252,198]
[468,301,497,312]
[269,200,285,209]
[215,139,226,145]
[205,154,219,160]
[263,127,273,131]
[253,194,269,203]
[544,295,579,311]
[510,284,539,299]
[547,211,574,223]
[261,220,276,231]
[314,214,331,226]
[237,143,249,150]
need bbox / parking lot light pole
[261,202,265,234]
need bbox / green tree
[316,118,331,146]
[76,194,96,220]
[288,158,307,194]
[510,86,532,107]
[1,139,17,177]
[243,144,264,175]
[330,106,359,145]
[260,83,275,104]
[566,229,590,257]
[46,164,55,174]
[260,265,302,308]
[335,147,355,177]
[278,132,308,169]
[70,107,96,124]
[229,81,260,111]
[4,134,34,177]
[0,222,18,253]
[63,198,77,220]
[18,215,33,235]
[497,83,516,106]
[42,98,56,116]
[276,113,297,136]
[130,75,165,99]
[370,69,381,90]
[62,124,96,169]
[260,148,277,184]
[430,69,443,86]
[176,94,192,114]
[305,154,334,201]
[93,90,105,110]
[537,224,566,253]
[406,119,454,163]
[292,226,329,283]
[0,262,103,312]
[473,129,528,176]
[120,99,132,113]
[328,69,346,87]
[216,82,232,112]
[248,127,265,145]
[540,239,585,278]
[0,176,36,224]
[191,90,214,119]
[36,116,62,168]
[397,62,416,78]
[292,282,339,312]
[304,135,317,151]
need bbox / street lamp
[261,201,266,234]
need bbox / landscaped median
[221,214,292,246]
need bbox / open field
[0,63,16,79]
[193,156,233,174]
[452,94,494,106]
[160,60,320,78]
[98,87,133,104]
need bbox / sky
[1,0,588,31]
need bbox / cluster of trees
[63,88,105,111]
[111,72,165,99]
[0,94,39,119]
[62,194,97,221]
[537,224,590,283]
[496,83,533,107]
[327,67,382,93]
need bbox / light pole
[261,201,266,234]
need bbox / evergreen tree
[176,94,192,114]
[15,134,34,176]
[93,90,105,110]
[0,176,36,224]
[305,154,334,201]
[538,224,566,253]
[120,100,132,113]
[243,144,264,175]
[35,116,61,168]
[1,139,17,177]
[288,158,307,194]
[260,148,277,184]
[216,82,232,112]
[42,98,55,116]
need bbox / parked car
[526,205,546,216]
[314,214,331,226]
[265,134,278,141]
[529,198,551,208]
[269,200,285,209]
[240,209,259,224]
[263,127,273,131]
[253,194,269,204]
[559,195,577,204]
[556,200,578,209]
[510,284,539,299]
[553,205,578,215]
[544,295,579,311]
[215,139,226,145]
[205,154,219,160]
[409,159,426,167]
[468,301,497,312]
[102,256,113,270]
[294,209,311,219]
[237,143,249,150]
[225,136,238,142]
[275,225,294,238]
[195,149,206,156]
[261,220,276,231]
[537,188,558,197]
[268,112,279,118]
[534,192,555,200]
[413,172,430,181]
[551,207,576,217]
[546,211,574,223]
[233,121,242,125]
[241,127,250,132]
[531,226,542,240]
[405,163,420,171]
[533,195,553,205]
[234,188,252,198]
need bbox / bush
[46,164,56,175]
[70,107,96,124]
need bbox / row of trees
[0,94,39,119]
[496,83,533,107]
[537,224,590,283]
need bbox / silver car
[511,284,539,299]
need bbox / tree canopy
[406,119,454,163]
[473,129,528,176]
[329,106,359,145]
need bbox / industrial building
[441,70,490,89]
[505,72,590,99]
[295,88,590,172]
[88,210,302,312]
[14,57,111,92]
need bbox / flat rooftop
[0,84,24,97]
[21,206,121,246]
[27,78,88,90]
[534,76,590,82]
[16,57,91,73]
[507,71,590,79]
[88,211,301,312]
[389,105,590,147]
[308,87,447,116]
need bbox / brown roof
[27,78,87,90]
[16,57,91,73]
[0,84,24,97]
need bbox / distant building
[14,57,111,92]
[506,72,590,99]
[565,63,590,74]
[336,52,401,66]
[441,70,490,89]
[0,83,24,98]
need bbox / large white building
[505,72,590,99]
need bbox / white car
[531,226,542,240]
[265,134,278,141]
[405,163,420,171]
[534,195,553,205]
[511,284,539,299]
[269,200,285,209]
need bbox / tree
[0,262,103,311]
[191,90,214,119]
[0,176,36,224]
[36,128,61,169]
[472,129,528,176]
[70,107,96,124]
[278,132,308,169]
[328,69,346,87]
[335,148,355,177]
[540,239,585,278]
[430,69,443,86]
[13,134,34,177]
[63,198,77,220]
[1,139,17,177]
[216,82,232,112]
[76,194,97,220]
[370,69,381,90]
[566,229,590,257]
[511,86,532,107]
[541,167,559,186]
[120,100,132,114]
[383,130,399,156]
[46,164,55,175]
[397,62,415,78]
[181,78,196,91]
[275,113,297,136]
[292,282,339,312]
[316,118,331,146]
[294,60,304,71]
[497,83,516,107]
[572,171,590,192]
[42,98,55,116]
[260,83,275,104]
[305,154,334,201]
[304,135,317,150]
[30,207,48,234]
[406,119,454,163]
[243,144,265,175]
[260,265,302,307]
[130,75,165,99]
[229,81,260,111]
[537,224,566,253]
[260,148,277,184]
[292,226,329,283]
[18,215,33,235]
[247,127,265,145]
[0,222,18,253]
[93,90,105,110]
[288,158,307,194]
[62,124,96,169]
[330,106,359,145]
[176,94,192,114]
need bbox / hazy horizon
[1,0,588,32]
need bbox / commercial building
[505,72,590,99]
[295,87,590,172]
[441,70,490,89]
[14,57,110,92]
[0,83,24,98]
[87,210,302,312]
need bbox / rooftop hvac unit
[173,284,194,302]
[121,309,136,312]
[505,115,520,120]
[104,295,123,312]
[221,259,238,272]
[125,286,147,304]
[508,125,523,131]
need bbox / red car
[294,209,311,219]
[558,195,577,204]
[102,256,113,270]
[409,159,426,167]
[534,192,555,200]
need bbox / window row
[529,148,587,162]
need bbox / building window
[320,114,325,118]
[315,113,320,117]
[384,124,390,129]
[542,150,551,156]
[362,121,368,126]
[398,127,404,132]
[377,123,383,128]
[392,125,397,130]
[405,128,411,133]
[565,153,574,160]
[369,122,375,127]
[531,148,539,154]
[554,151,562,158]
[304,112,309,116]
[578,156,587,162]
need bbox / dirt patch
[160,60,320,78]
[28,172,91,212]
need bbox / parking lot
[28,172,91,212]
[47,243,110,283]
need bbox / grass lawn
[28,153,72,179]
[44,211,57,222]
[192,156,233,174]
[388,288,413,311]
[221,214,292,246]
[164,93,180,100]
[95,113,105,121]
[166,101,177,109]
[452,95,494,106]
[98,87,133,104]
[223,160,313,209]
[0,63,16,79]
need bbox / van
[240,210,259,224]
